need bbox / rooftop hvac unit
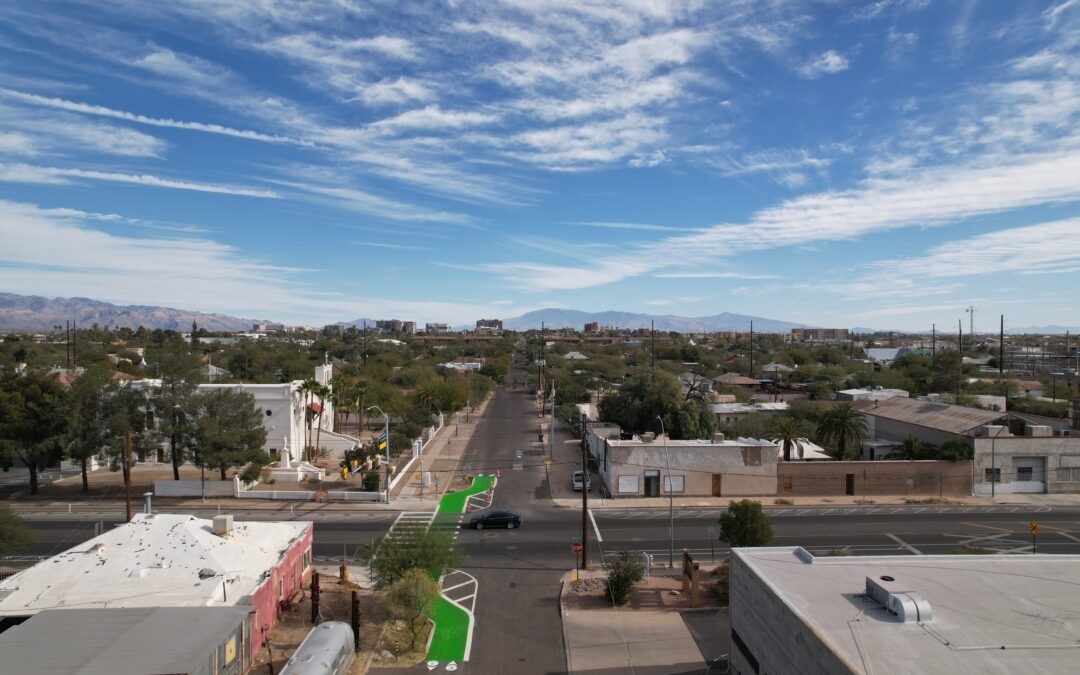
[212,514,234,536]
[865,575,932,623]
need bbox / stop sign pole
[572,541,583,580]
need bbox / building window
[1017,467,1033,481]
[1058,467,1080,482]
[279,578,285,599]
[303,548,312,570]
[617,475,639,493]
[664,475,685,493]
[984,468,1001,483]
[730,628,760,674]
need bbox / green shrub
[604,549,645,605]
[718,499,773,548]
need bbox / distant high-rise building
[583,322,600,333]
[791,328,850,342]
[252,322,284,332]
[402,321,417,334]
[425,323,452,334]
[376,319,405,332]
[476,319,502,333]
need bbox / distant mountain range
[0,293,260,332]
[1005,325,1080,335]
[500,308,804,333]
[336,318,381,329]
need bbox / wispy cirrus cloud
[0,88,308,145]
[569,221,701,233]
[0,163,280,198]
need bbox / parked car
[572,470,592,491]
[470,510,522,529]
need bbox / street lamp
[367,406,390,503]
[656,415,674,569]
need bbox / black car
[470,510,522,530]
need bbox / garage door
[1012,456,1046,493]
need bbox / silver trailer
[278,621,355,675]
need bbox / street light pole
[657,416,674,569]
[367,406,390,503]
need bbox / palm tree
[771,415,803,462]
[816,403,867,461]
[298,378,319,461]
[898,435,933,460]
[313,383,331,458]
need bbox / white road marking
[886,533,923,555]
[589,509,603,543]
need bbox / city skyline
[1,1,1078,330]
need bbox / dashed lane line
[886,533,923,555]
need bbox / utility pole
[581,403,589,569]
[125,431,133,522]
[1000,315,1006,400]
[749,321,754,378]
[65,320,70,369]
[957,320,963,404]
[651,319,656,368]
[932,324,936,369]
[966,305,975,348]
[72,320,77,368]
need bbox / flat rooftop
[736,547,1080,674]
[0,514,310,617]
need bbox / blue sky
[1,0,1078,330]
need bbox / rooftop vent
[865,575,932,623]
[641,432,655,444]
[212,514,234,536]
[713,432,726,443]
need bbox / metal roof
[0,607,251,674]
[858,397,1004,434]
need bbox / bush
[362,470,381,492]
[366,529,461,587]
[718,499,773,548]
[239,462,264,483]
[386,568,439,649]
[603,548,645,605]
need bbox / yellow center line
[961,521,1013,533]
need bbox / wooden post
[350,590,361,653]
[310,571,320,624]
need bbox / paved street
[9,371,1080,674]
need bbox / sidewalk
[389,393,494,509]
[560,569,712,674]
[551,492,1080,509]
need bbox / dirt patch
[564,572,726,612]
[19,464,208,501]
[252,569,395,675]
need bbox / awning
[308,403,323,415]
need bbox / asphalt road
[10,371,1080,675]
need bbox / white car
[572,470,592,491]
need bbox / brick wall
[777,461,973,497]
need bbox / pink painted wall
[248,524,314,664]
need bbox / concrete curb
[559,575,573,675]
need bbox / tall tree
[298,378,319,460]
[0,370,70,494]
[65,367,114,493]
[0,504,35,554]
[771,415,803,462]
[898,435,934,460]
[192,389,268,480]
[718,499,774,548]
[149,346,199,479]
[816,403,867,461]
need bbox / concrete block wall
[730,552,858,675]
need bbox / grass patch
[826,549,851,557]
[426,595,470,662]
[951,546,994,555]
[438,474,494,515]
[774,498,795,505]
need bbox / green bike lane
[426,474,496,664]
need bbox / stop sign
[572,542,583,554]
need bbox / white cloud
[369,106,500,134]
[353,77,436,106]
[654,272,782,280]
[0,132,37,156]
[570,221,701,232]
[276,179,472,224]
[0,88,306,145]
[0,199,531,324]
[0,163,280,198]
[798,50,850,79]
